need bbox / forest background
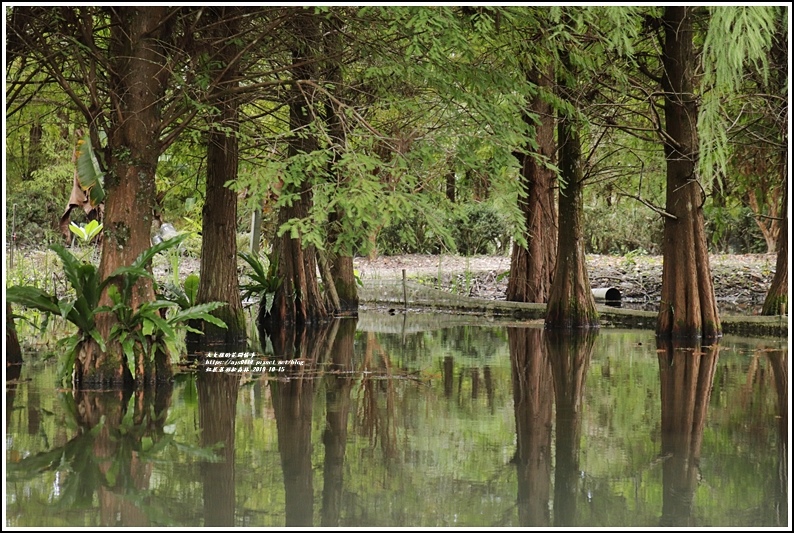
[4,5,789,385]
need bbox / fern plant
[7,234,227,384]
[159,273,200,310]
[239,250,282,314]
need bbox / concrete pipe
[592,287,621,303]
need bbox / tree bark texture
[508,64,558,304]
[323,14,359,317]
[546,52,598,329]
[656,6,721,339]
[266,9,329,327]
[6,303,23,365]
[77,7,171,386]
[197,6,246,342]
[331,255,359,316]
[762,183,787,315]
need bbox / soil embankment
[352,253,788,338]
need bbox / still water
[5,312,789,528]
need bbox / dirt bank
[9,247,780,315]
[353,252,780,314]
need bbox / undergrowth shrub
[377,203,453,255]
[451,202,511,256]
[704,203,767,254]
[584,203,663,255]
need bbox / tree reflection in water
[509,327,596,527]
[765,348,788,527]
[265,320,338,527]
[509,326,553,527]
[547,329,596,527]
[7,383,173,527]
[197,367,240,526]
[321,318,356,527]
[6,316,785,527]
[358,331,399,461]
[656,337,719,527]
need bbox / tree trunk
[446,171,456,203]
[76,7,171,387]
[323,14,359,317]
[762,184,787,315]
[197,6,246,342]
[265,9,328,328]
[546,52,598,329]
[761,12,788,316]
[507,65,558,304]
[6,303,23,365]
[331,255,359,316]
[656,6,721,339]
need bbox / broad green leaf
[88,328,107,352]
[68,222,88,241]
[183,274,200,307]
[107,285,122,306]
[6,286,61,316]
[57,299,75,321]
[75,134,105,206]
[168,302,229,330]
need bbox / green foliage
[451,202,511,256]
[7,234,227,384]
[74,134,105,206]
[239,250,282,313]
[377,200,456,256]
[159,274,200,310]
[6,183,70,247]
[704,202,766,253]
[699,6,778,187]
[6,5,777,265]
[584,203,663,255]
[621,247,648,270]
[68,220,103,244]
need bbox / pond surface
[5,312,788,528]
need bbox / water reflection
[766,348,788,527]
[509,327,596,527]
[265,320,342,527]
[656,338,719,527]
[321,318,356,527]
[6,362,22,429]
[547,329,596,527]
[197,370,240,526]
[7,383,173,527]
[509,327,553,527]
[5,313,787,527]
